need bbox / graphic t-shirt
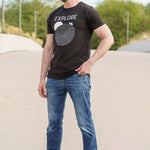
[46,1,105,79]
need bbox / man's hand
[38,34,54,99]
[75,59,94,75]
[38,79,47,98]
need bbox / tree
[92,0,150,50]
[145,3,150,15]
[4,0,62,47]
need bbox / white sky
[82,0,150,7]
[0,0,150,7]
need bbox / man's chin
[61,0,68,2]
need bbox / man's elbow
[108,34,114,47]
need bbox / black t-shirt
[46,1,105,80]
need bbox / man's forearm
[89,37,114,65]
[75,24,114,75]
[40,48,53,81]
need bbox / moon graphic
[69,22,73,26]
[55,24,75,46]
[54,21,63,31]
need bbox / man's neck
[64,0,80,8]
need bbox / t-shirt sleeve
[86,6,105,31]
[47,13,54,34]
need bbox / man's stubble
[61,0,68,2]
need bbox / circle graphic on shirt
[55,23,75,46]
[54,21,63,31]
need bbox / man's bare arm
[89,24,114,64]
[75,24,114,75]
[38,34,54,98]
[40,34,54,80]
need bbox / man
[38,0,114,150]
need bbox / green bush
[2,0,150,49]
[4,0,61,47]
[92,0,150,50]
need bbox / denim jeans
[46,72,97,150]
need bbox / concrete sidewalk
[0,50,150,150]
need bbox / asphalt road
[118,39,150,52]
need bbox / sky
[0,0,150,7]
[82,0,150,7]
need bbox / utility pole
[34,10,39,40]
[2,0,4,32]
[19,0,21,35]
[126,11,129,44]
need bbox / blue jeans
[46,73,97,150]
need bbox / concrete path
[0,50,150,150]
[0,34,43,54]
[118,39,150,52]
